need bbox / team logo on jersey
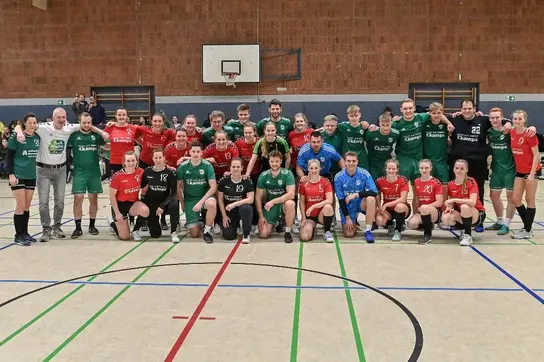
[414,122,419,127]
[320,157,325,162]
[438,124,443,129]
[500,135,505,140]
[199,169,205,175]
[135,174,141,182]
[360,130,364,135]
[388,138,393,143]
[356,180,361,186]
[91,135,96,140]
[236,184,244,192]
[34,139,40,146]
[161,136,166,141]
[278,180,283,185]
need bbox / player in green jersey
[256,99,293,139]
[201,110,235,147]
[67,112,107,239]
[364,113,400,179]
[227,103,254,141]
[256,150,296,243]
[486,107,516,235]
[423,102,450,190]
[177,141,218,243]
[338,105,370,169]
[7,113,41,246]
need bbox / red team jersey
[414,177,443,206]
[186,129,202,144]
[510,130,541,173]
[202,142,240,178]
[134,126,176,165]
[447,177,485,211]
[110,168,144,202]
[299,177,333,217]
[104,124,137,165]
[288,129,314,167]
[376,176,409,203]
[235,139,260,175]
[164,142,190,168]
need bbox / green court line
[333,232,366,362]
[0,237,149,347]
[289,241,304,362]
[43,241,179,361]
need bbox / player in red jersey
[108,151,149,240]
[407,159,444,244]
[288,113,314,174]
[104,108,137,175]
[165,129,191,168]
[182,115,202,144]
[133,113,176,168]
[203,130,240,180]
[510,110,541,239]
[375,159,410,241]
[441,159,486,246]
[299,159,335,242]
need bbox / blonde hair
[512,110,528,125]
[401,98,415,107]
[261,122,277,158]
[123,151,138,167]
[307,159,322,169]
[428,102,444,112]
[379,113,392,122]
[323,114,338,123]
[347,105,360,114]
[419,159,433,169]
[384,158,399,172]
[293,113,308,125]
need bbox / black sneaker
[417,234,432,245]
[275,217,286,233]
[14,235,31,246]
[203,231,214,244]
[161,222,169,231]
[23,232,37,243]
[71,228,83,239]
[284,232,293,244]
[88,226,99,235]
[141,222,149,232]
[40,229,52,243]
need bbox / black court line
[0,261,424,362]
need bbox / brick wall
[0,0,542,98]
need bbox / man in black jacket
[87,96,106,127]
[71,94,88,121]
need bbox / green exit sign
[505,95,516,102]
[57,100,66,105]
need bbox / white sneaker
[291,225,300,234]
[242,236,250,244]
[108,217,115,234]
[171,233,180,243]
[132,230,143,241]
[392,230,402,242]
[213,224,221,235]
[323,231,334,243]
[511,229,534,239]
[251,225,258,236]
[459,234,473,246]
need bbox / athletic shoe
[242,236,251,244]
[52,227,66,238]
[291,225,300,234]
[132,230,143,241]
[275,216,286,233]
[387,221,396,236]
[474,225,485,233]
[176,223,183,233]
[497,225,510,235]
[141,222,148,232]
[14,235,31,246]
[511,229,534,239]
[364,230,375,243]
[284,232,293,243]
[371,222,379,231]
[203,231,214,244]
[356,222,364,232]
[213,224,221,235]
[323,231,334,243]
[23,232,37,243]
[485,222,502,231]
[171,233,180,243]
[459,234,473,246]
[161,222,169,231]
[88,226,99,235]
[392,230,401,242]
[417,234,432,245]
[108,217,115,234]
[40,229,52,243]
[71,228,83,239]
[251,225,258,236]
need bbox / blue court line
[0,244,14,251]
[0,279,543,292]
[470,245,544,305]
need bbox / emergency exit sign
[505,95,516,102]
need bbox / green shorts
[431,162,449,184]
[398,156,420,182]
[369,165,385,180]
[72,170,103,195]
[490,171,515,191]
[184,197,214,228]
[263,203,283,225]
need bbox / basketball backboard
[202,44,261,84]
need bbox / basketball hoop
[223,72,239,88]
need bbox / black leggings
[136,201,179,238]
[222,204,253,240]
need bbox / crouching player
[334,152,377,242]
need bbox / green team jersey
[67,131,106,172]
[321,130,342,151]
[423,121,449,163]
[256,168,295,201]
[256,117,293,139]
[337,122,368,165]
[392,113,431,159]
[177,159,216,199]
[227,119,254,141]
[487,128,515,174]
[7,132,40,180]
[201,126,235,147]
[364,128,400,170]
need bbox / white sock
[204,225,212,233]
[365,225,371,232]
[504,218,512,227]
[285,227,292,233]
[497,217,503,225]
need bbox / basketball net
[223,73,238,88]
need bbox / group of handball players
[5,98,541,247]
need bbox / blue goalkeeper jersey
[334,167,377,206]
[297,143,342,175]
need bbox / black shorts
[453,211,486,229]
[307,216,320,224]
[10,178,36,191]
[385,204,412,218]
[112,201,134,219]
[515,169,542,178]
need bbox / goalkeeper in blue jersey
[334,151,378,242]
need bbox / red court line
[164,238,242,362]
[172,316,216,320]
